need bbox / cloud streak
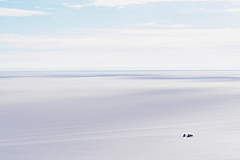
[90,0,236,8]
[225,8,240,12]
[133,21,192,28]
[1,28,240,70]
[61,3,84,8]
[0,8,50,16]
[1,28,240,50]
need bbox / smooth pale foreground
[1,71,240,160]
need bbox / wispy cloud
[60,0,240,10]
[0,8,50,16]
[1,28,240,70]
[90,0,238,8]
[133,21,192,28]
[225,8,240,12]
[61,3,84,8]
[1,28,239,50]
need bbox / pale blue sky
[1,0,240,70]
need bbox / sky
[1,0,240,70]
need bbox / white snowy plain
[1,71,240,160]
